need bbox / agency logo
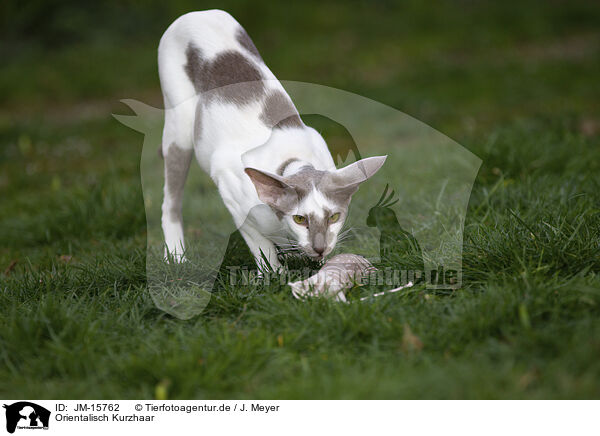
[115,80,481,319]
[3,402,50,434]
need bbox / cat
[158,10,386,271]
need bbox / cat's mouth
[303,246,332,260]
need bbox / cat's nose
[313,234,325,256]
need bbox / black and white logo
[3,402,50,434]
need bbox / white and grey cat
[158,10,386,270]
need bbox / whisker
[338,227,356,239]
[278,246,301,252]
[337,230,353,239]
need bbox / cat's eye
[293,215,307,225]
[329,212,341,223]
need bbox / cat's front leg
[239,226,282,273]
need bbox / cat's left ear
[325,156,387,198]
[245,168,298,212]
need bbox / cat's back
[160,10,249,59]
[159,11,305,161]
[159,10,316,177]
[158,10,277,108]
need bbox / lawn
[1,0,599,399]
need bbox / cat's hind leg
[161,105,194,262]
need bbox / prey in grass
[288,254,414,302]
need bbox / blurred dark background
[2,0,599,124]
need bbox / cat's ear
[325,156,387,199]
[245,168,298,212]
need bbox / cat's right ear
[324,155,387,202]
[332,156,387,187]
[245,168,298,212]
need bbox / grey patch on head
[260,90,304,129]
[308,210,332,254]
[281,165,353,224]
[184,43,265,105]
[321,172,360,208]
[284,165,327,202]
[165,143,193,223]
[277,158,300,176]
[236,27,263,62]
[245,168,299,216]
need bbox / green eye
[293,215,307,225]
[329,212,341,223]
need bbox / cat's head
[245,156,386,259]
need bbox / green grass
[1,0,600,399]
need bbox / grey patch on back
[260,90,304,129]
[236,27,263,62]
[205,51,265,104]
[277,158,300,176]
[184,43,265,105]
[184,43,206,93]
[165,143,193,223]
